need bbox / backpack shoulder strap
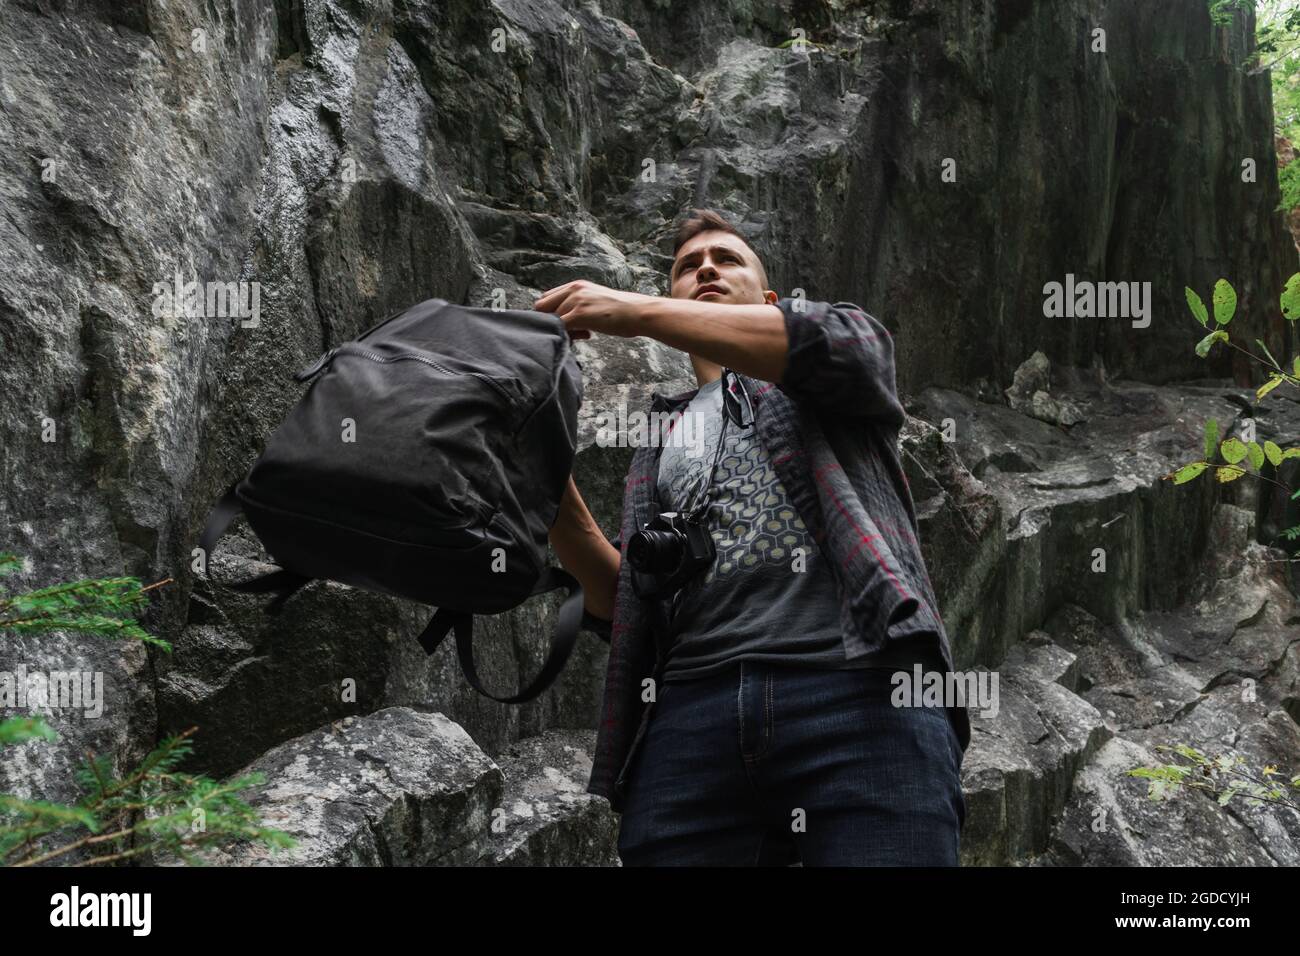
[227,568,314,615]
[199,483,244,558]
[416,567,587,704]
[199,482,314,615]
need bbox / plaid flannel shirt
[580,297,971,813]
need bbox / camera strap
[683,369,752,522]
[683,411,728,522]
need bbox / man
[538,208,969,866]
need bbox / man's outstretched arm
[535,280,905,425]
[636,297,790,383]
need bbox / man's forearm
[548,477,619,622]
[640,298,789,382]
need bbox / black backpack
[199,297,598,703]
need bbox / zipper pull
[294,346,340,382]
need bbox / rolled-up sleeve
[774,298,905,428]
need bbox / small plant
[1128,744,1300,813]
[0,553,294,865]
[0,719,294,866]
[1139,276,1300,820]
[1165,277,1300,552]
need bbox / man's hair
[671,208,769,291]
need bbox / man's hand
[534,279,661,339]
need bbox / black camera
[627,510,716,599]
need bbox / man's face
[669,229,773,306]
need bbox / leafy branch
[0,554,293,865]
[0,552,174,651]
[1142,272,1300,820]
[0,722,295,866]
[1165,279,1300,543]
[1128,743,1300,814]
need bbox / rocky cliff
[1,0,1297,865]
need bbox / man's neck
[690,354,723,388]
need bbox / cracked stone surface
[467,729,620,866]
[959,501,1300,866]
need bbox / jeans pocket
[914,705,961,779]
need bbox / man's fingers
[536,281,597,340]
[534,280,579,313]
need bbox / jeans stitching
[737,663,746,761]
[764,673,773,756]
[747,670,773,761]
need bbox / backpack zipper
[295,344,516,406]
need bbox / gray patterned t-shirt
[654,377,943,681]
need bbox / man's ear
[762,290,778,305]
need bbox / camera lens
[627,529,685,573]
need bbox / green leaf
[1169,744,1207,762]
[1294,355,1300,377]
[1171,462,1210,484]
[1220,437,1248,464]
[1258,374,1285,401]
[1204,418,1219,459]
[1247,441,1266,470]
[1185,287,1209,327]
[1282,273,1300,321]
[1213,278,1237,325]
[1256,339,1281,369]
[1264,440,1284,467]
[1216,466,1246,483]
[1196,330,1229,357]
[1282,447,1300,460]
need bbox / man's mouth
[695,284,725,299]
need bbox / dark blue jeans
[616,660,966,866]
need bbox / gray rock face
[176,707,502,866]
[474,728,621,866]
[156,707,617,866]
[1,0,1297,867]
